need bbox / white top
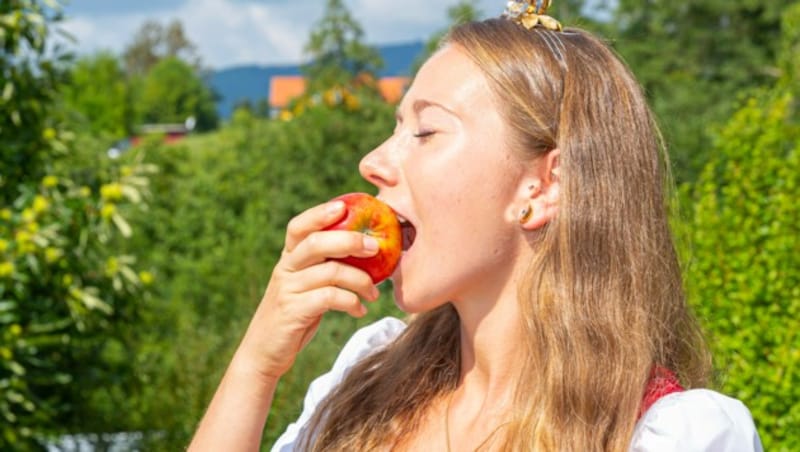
[271,317,763,452]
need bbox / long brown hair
[299,19,710,451]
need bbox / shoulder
[630,388,763,452]
[271,317,406,452]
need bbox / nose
[359,137,398,190]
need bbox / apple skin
[324,192,402,284]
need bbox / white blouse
[271,317,763,452]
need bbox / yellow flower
[62,274,74,287]
[26,222,39,233]
[100,183,123,201]
[139,270,154,285]
[32,195,49,214]
[344,92,360,111]
[44,247,62,264]
[21,208,36,223]
[79,186,91,198]
[121,166,133,177]
[0,238,8,253]
[42,175,59,188]
[9,324,22,336]
[15,230,31,245]
[0,209,11,220]
[101,203,116,219]
[105,257,119,276]
[0,261,14,277]
[42,127,57,141]
[279,110,294,121]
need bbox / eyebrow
[395,99,458,121]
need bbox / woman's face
[359,45,528,313]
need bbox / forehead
[399,45,496,117]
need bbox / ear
[517,149,560,231]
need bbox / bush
[680,89,799,450]
[122,94,403,449]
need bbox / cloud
[60,0,500,69]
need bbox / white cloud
[60,0,502,69]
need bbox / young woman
[189,5,762,451]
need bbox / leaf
[79,289,113,315]
[111,212,132,238]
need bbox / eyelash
[413,130,435,140]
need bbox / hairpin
[503,0,563,31]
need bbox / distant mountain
[208,41,425,119]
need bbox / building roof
[268,75,409,109]
[376,76,409,104]
[269,76,307,109]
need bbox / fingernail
[363,236,379,252]
[327,201,344,215]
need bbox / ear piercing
[519,205,533,224]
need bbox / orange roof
[269,76,307,109]
[377,77,409,104]
[268,75,410,108]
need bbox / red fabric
[639,366,684,419]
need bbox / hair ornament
[503,0,563,31]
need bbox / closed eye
[413,130,435,140]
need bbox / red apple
[324,192,401,284]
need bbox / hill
[208,41,425,119]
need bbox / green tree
[610,0,792,182]
[122,19,201,77]
[1,1,154,448]
[0,0,66,204]
[62,52,133,137]
[137,56,218,131]
[679,5,800,448]
[412,0,484,74]
[303,0,383,91]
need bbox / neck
[451,278,523,403]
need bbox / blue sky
[60,0,502,69]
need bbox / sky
[60,0,502,69]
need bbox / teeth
[396,214,409,224]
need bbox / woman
[189,5,762,451]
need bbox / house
[268,75,410,118]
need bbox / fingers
[284,230,379,271]
[289,260,380,303]
[304,286,367,318]
[284,200,346,253]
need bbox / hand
[232,200,381,380]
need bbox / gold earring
[519,205,533,224]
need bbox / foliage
[1,1,156,448]
[610,0,793,182]
[0,158,155,448]
[0,0,69,204]
[122,19,201,77]
[117,91,399,450]
[303,0,383,91]
[411,0,484,74]
[137,56,218,131]
[61,52,133,137]
[679,87,799,450]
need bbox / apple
[324,192,402,284]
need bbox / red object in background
[639,366,685,418]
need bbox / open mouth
[396,214,417,251]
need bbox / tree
[0,0,67,204]
[137,56,218,131]
[678,4,800,448]
[303,0,383,91]
[122,19,201,77]
[61,52,133,137]
[412,0,484,74]
[609,0,792,182]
